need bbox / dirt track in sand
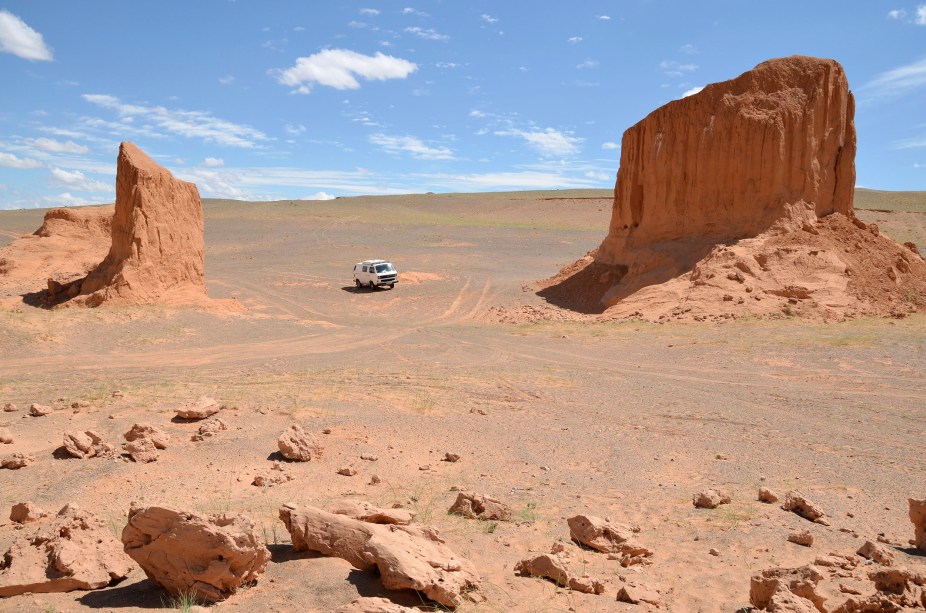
[0,191,925,612]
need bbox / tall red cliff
[78,142,206,306]
[596,56,856,304]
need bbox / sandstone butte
[597,55,856,306]
[52,141,208,307]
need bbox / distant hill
[854,188,926,213]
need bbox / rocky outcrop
[326,499,416,525]
[122,505,270,603]
[911,498,926,551]
[62,430,113,458]
[0,503,132,597]
[9,502,49,524]
[279,503,482,608]
[122,423,169,463]
[596,56,856,306]
[45,142,207,307]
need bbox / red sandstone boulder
[176,396,221,420]
[567,514,653,565]
[277,424,321,461]
[0,503,133,597]
[448,492,512,521]
[279,503,482,608]
[911,498,926,551]
[62,430,112,458]
[514,551,606,595]
[122,505,270,603]
[9,502,49,524]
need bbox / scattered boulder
[788,530,814,547]
[9,502,49,524]
[750,565,826,612]
[448,492,512,522]
[1,453,34,469]
[693,489,731,509]
[191,417,228,442]
[0,428,11,444]
[759,487,780,503]
[62,430,112,458]
[910,498,926,551]
[122,505,270,603]
[279,503,482,608]
[782,491,830,525]
[176,397,221,420]
[0,503,133,597]
[514,550,605,595]
[29,403,52,417]
[856,541,894,566]
[567,515,653,566]
[325,499,415,525]
[444,452,461,463]
[277,424,320,462]
[616,579,665,608]
[252,472,293,487]
[335,597,420,613]
[122,424,168,463]
[2,403,17,412]
[337,466,357,477]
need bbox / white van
[353,259,398,289]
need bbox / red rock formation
[597,56,856,305]
[77,142,206,306]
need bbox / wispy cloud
[859,56,926,101]
[360,8,380,16]
[26,137,89,154]
[887,9,907,19]
[305,191,335,200]
[597,15,611,21]
[576,59,599,69]
[82,94,269,148]
[601,142,620,150]
[0,152,43,169]
[218,75,235,85]
[660,60,698,77]
[481,14,498,24]
[370,134,454,159]
[568,36,583,44]
[405,26,448,41]
[495,128,582,157]
[0,10,53,61]
[918,5,926,24]
[203,157,224,167]
[402,7,428,17]
[274,49,417,94]
[680,43,697,54]
[49,167,110,192]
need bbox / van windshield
[374,264,395,273]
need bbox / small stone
[758,487,779,503]
[337,466,357,476]
[369,475,381,485]
[0,428,12,444]
[443,452,460,463]
[788,530,814,547]
[360,453,378,462]
[709,548,720,556]
[693,489,731,509]
[9,501,49,524]
[418,464,430,471]
[2,403,17,412]
[29,403,52,417]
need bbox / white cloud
[681,85,704,98]
[285,123,306,135]
[402,7,428,17]
[917,5,926,24]
[585,171,611,181]
[26,137,89,154]
[203,157,224,167]
[360,8,380,16]
[660,59,698,77]
[576,59,599,69]
[44,192,100,207]
[680,43,697,54]
[859,56,926,101]
[436,62,460,69]
[601,142,620,150]
[597,15,611,21]
[0,10,53,61]
[305,191,336,200]
[887,9,907,19]
[274,49,417,93]
[0,152,43,168]
[49,167,110,192]
[82,94,269,148]
[218,75,235,85]
[496,128,582,157]
[370,134,454,159]
[481,14,498,24]
[405,26,448,40]
[568,36,583,44]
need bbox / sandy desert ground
[0,189,925,612]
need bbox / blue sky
[0,1,924,209]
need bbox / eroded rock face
[911,498,926,551]
[277,424,320,461]
[567,515,652,566]
[68,142,207,307]
[279,503,482,608]
[596,56,856,306]
[0,503,133,597]
[122,505,270,603]
[448,492,512,522]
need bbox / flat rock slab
[122,505,270,603]
[335,597,421,612]
[280,503,482,608]
[0,503,133,597]
[176,396,221,420]
[326,499,416,525]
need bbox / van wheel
[369,281,376,289]
[389,283,395,289]
[354,279,361,288]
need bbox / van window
[362,266,368,273]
